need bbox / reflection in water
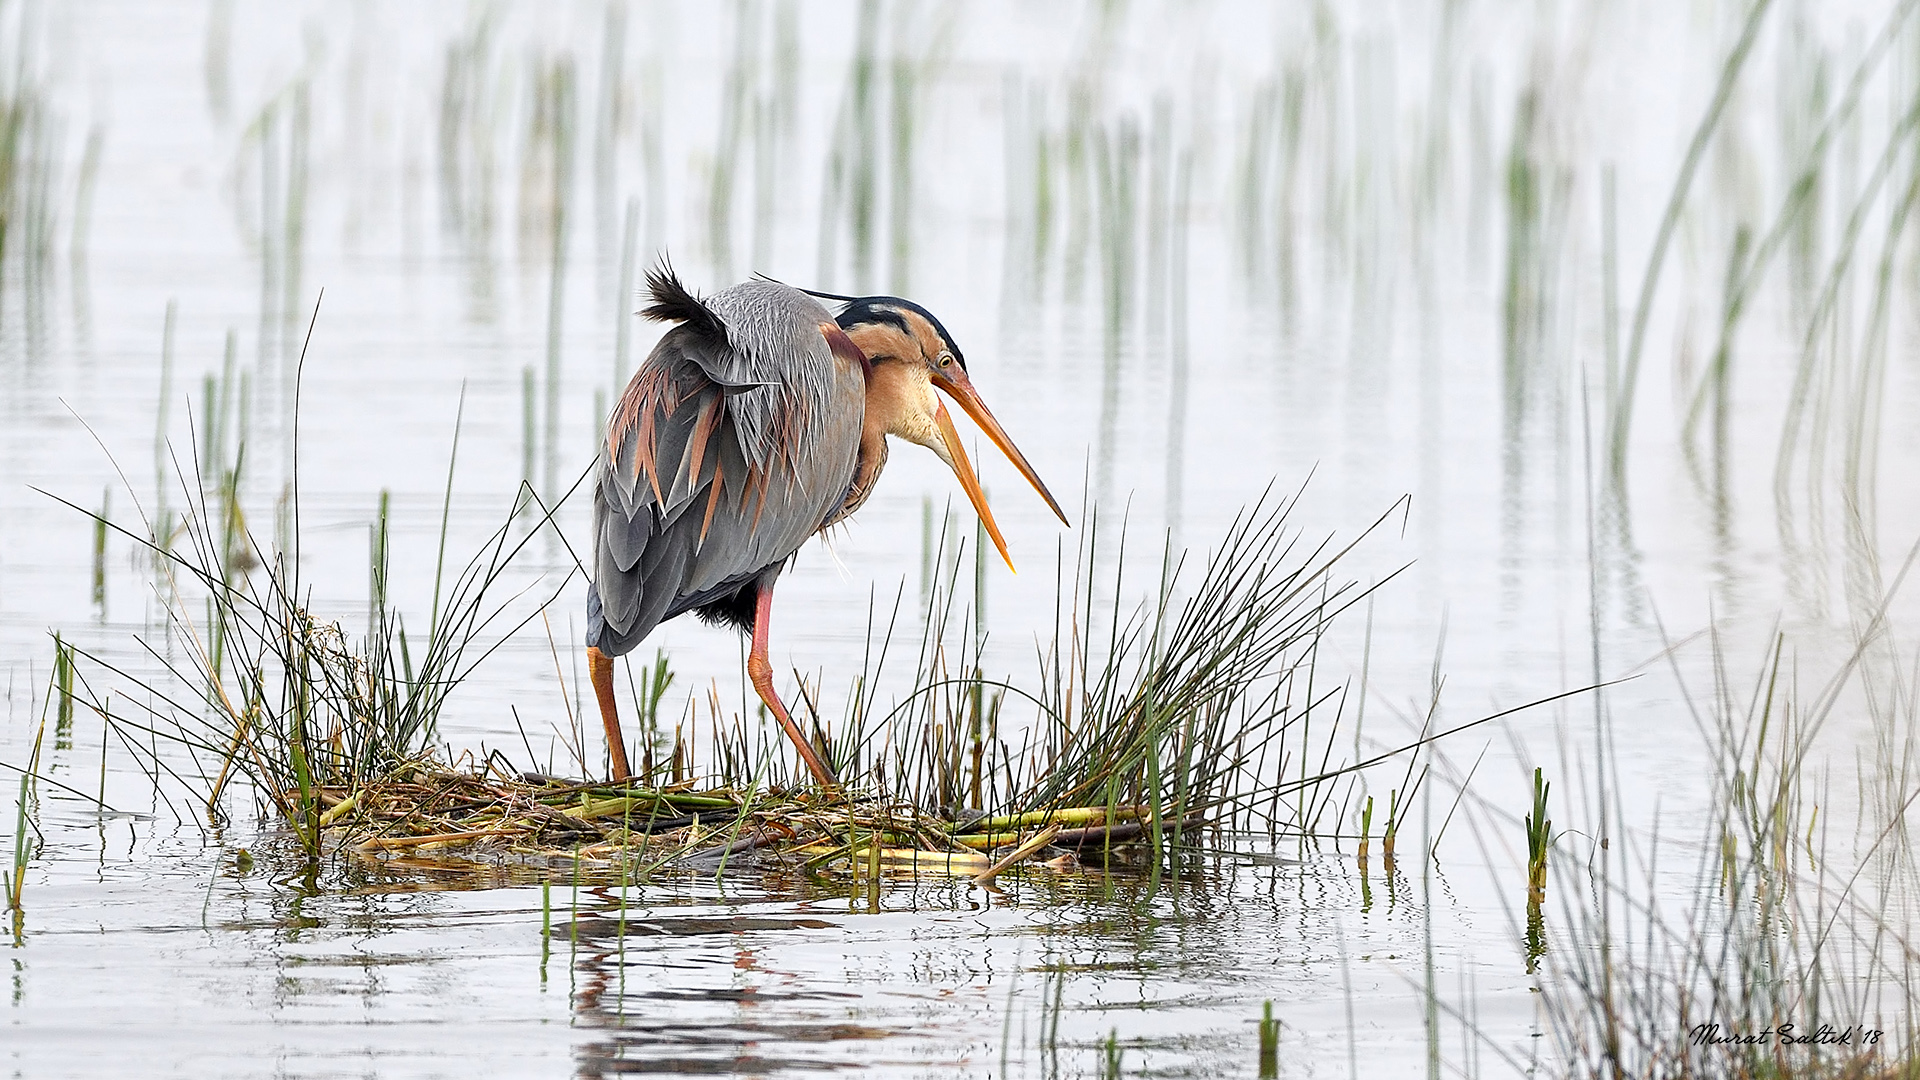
[1163,146,1192,552]
[569,907,875,1077]
[530,852,1433,1077]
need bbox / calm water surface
[4,2,1918,1076]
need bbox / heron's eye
[936,351,954,369]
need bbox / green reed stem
[1526,766,1550,903]
[1258,1000,1280,1078]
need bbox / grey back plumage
[588,275,867,657]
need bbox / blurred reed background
[6,1,1917,657]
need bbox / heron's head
[834,296,1069,567]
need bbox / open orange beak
[930,368,1070,571]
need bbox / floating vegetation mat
[318,756,1200,880]
[52,460,1446,888]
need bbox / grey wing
[587,316,862,657]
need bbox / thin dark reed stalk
[3,713,44,920]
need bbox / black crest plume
[642,262,728,348]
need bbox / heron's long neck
[820,416,887,531]
[822,361,917,530]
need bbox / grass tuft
[1536,615,1920,1076]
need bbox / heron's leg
[588,646,632,782]
[746,580,840,788]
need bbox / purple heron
[586,267,1066,786]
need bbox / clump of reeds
[43,364,549,859]
[58,488,1389,876]
[1522,766,1552,973]
[1004,488,1384,831]
[830,484,1419,859]
[1525,766,1550,902]
[677,481,1572,876]
[1538,623,1920,1077]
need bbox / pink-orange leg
[748,582,840,788]
[588,646,633,782]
